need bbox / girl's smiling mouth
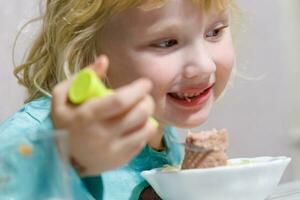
[167,83,215,109]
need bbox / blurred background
[0,0,299,182]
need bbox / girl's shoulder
[0,96,52,139]
[0,97,94,200]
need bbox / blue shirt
[0,97,183,200]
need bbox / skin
[51,0,235,176]
[99,0,235,149]
[52,56,157,176]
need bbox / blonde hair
[14,0,238,103]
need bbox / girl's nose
[183,44,216,80]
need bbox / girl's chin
[162,110,211,129]
[171,103,212,128]
[173,118,208,129]
[157,96,214,129]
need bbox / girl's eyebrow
[209,9,230,21]
[138,10,230,39]
[147,23,181,36]
[141,19,184,38]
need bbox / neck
[147,124,166,151]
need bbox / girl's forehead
[105,1,197,33]
[114,0,228,20]
[100,0,230,42]
[139,0,230,12]
[106,0,229,29]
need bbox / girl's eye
[206,25,228,41]
[151,39,178,48]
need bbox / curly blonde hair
[14,0,237,103]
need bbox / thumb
[90,54,109,79]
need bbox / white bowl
[141,156,291,200]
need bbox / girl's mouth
[167,84,214,108]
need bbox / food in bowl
[141,129,291,200]
[181,129,228,169]
[142,156,291,200]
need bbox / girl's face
[99,0,235,128]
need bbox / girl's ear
[91,55,109,79]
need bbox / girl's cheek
[211,37,235,97]
[214,50,235,99]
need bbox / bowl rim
[141,156,291,176]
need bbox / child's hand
[51,55,157,177]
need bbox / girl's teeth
[185,96,192,102]
[176,92,201,98]
[178,93,184,98]
[171,92,202,100]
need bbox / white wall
[0,0,40,122]
[281,0,300,181]
[194,0,299,182]
[1,0,299,182]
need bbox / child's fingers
[90,54,109,79]
[118,95,155,135]
[82,78,153,120]
[53,54,108,106]
[51,79,76,128]
[105,95,154,136]
[52,79,73,107]
[113,120,156,154]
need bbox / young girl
[0,0,237,199]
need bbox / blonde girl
[1,0,237,199]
